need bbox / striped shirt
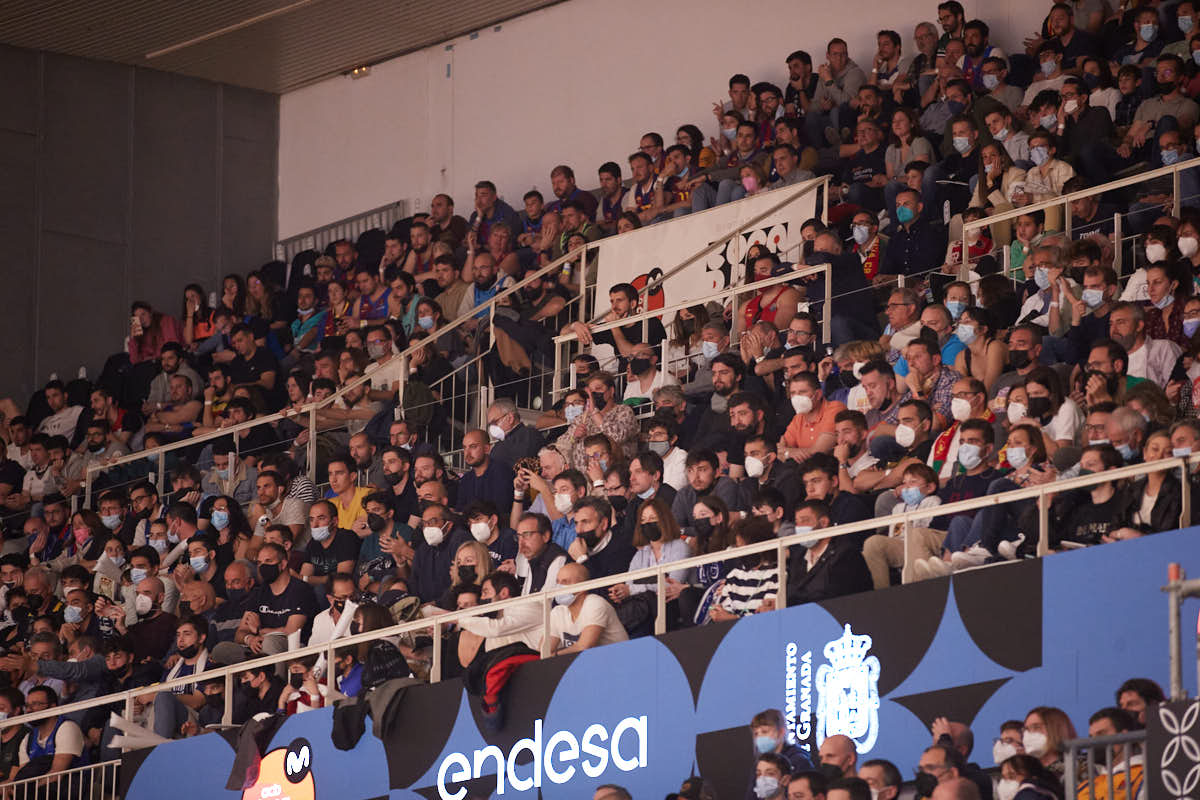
[716,563,779,616]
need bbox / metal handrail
[958,157,1200,279]
[1064,730,1146,800]
[12,452,1198,734]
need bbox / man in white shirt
[547,563,628,654]
[36,381,83,439]
[646,417,687,491]
[308,573,357,646]
[457,571,542,669]
[1109,302,1181,387]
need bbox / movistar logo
[437,717,648,799]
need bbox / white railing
[275,199,411,265]
[958,157,1200,281]
[1,758,120,799]
[15,452,1199,750]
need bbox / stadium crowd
[0,0,1195,792]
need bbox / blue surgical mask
[216,467,229,480]
[722,127,737,141]
[564,404,584,423]
[1040,59,1057,76]
[101,514,122,530]
[1182,16,1196,33]
[598,459,609,472]
[896,205,916,224]
[1038,112,1057,129]
[1031,145,1050,166]
[210,510,229,530]
[150,539,169,554]
[1174,446,1194,457]
[852,224,871,245]
[958,442,983,470]
[1140,23,1158,42]
[189,556,209,573]
[701,340,720,360]
[109,554,125,568]
[1154,292,1175,309]
[637,487,655,500]
[1116,443,1135,461]
[1163,149,1181,166]
[946,300,967,319]
[1185,318,1200,338]
[900,486,926,506]
[1007,446,1028,468]
[755,734,780,754]
[1194,51,1200,68]
[64,605,83,624]
[947,100,966,115]
[1082,288,1105,309]
[952,136,972,154]
[311,525,332,542]
[982,74,999,90]
[1034,267,1051,290]
[417,315,435,330]
[130,567,149,585]
[993,126,1009,141]
[955,324,977,345]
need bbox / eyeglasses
[516,530,544,539]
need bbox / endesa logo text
[436,716,648,799]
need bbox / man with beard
[725,391,772,475]
[455,429,516,520]
[566,497,634,581]
[380,446,418,523]
[692,353,745,457]
[1108,302,1180,388]
[401,219,435,279]
[457,251,514,326]
[142,343,203,418]
[671,450,743,537]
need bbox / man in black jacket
[786,500,872,607]
[567,497,635,583]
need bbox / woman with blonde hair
[1022,706,1077,778]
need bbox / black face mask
[289,672,304,689]
[457,565,477,584]
[1158,80,1178,95]
[367,513,387,532]
[609,495,628,513]
[258,563,281,584]
[331,599,346,614]
[577,528,600,549]
[178,601,192,616]
[1009,349,1032,370]
[590,391,607,408]
[225,588,247,607]
[679,319,695,336]
[384,471,404,486]
[914,772,939,798]
[26,593,43,611]
[1027,396,1052,421]
[693,518,714,538]
[88,442,106,454]
[178,644,200,660]
[642,523,662,542]
[629,358,651,375]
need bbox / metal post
[156,454,165,497]
[579,247,591,324]
[654,569,667,636]
[83,470,93,509]
[822,263,832,343]
[1064,199,1072,239]
[1064,744,1077,800]
[902,517,913,584]
[122,695,135,753]
[1169,563,1184,700]
[1113,213,1124,277]
[1036,491,1050,556]
[776,539,788,610]
[959,226,970,282]
[431,620,442,683]
[222,672,234,726]
[541,595,553,658]
[306,406,318,480]
[1174,165,1182,218]
[1182,460,1192,529]
[1003,241,1012,285]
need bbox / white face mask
[423,525,445,547]
[993,739,1020,765]
[1023,730,1049,757]
[744,456,765,478]
[1180,236,1199,258]
[894,424,917,448]
[1146,242,1167,263]
[1006,402,1027,425]
[951,397,972,422]
[554,492,574,514]
[469,521,491,542]
[996,779,1021,800]
[487,423,507,442]
[134,594,153,615]
[791,393,813,415]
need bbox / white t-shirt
[1042,398,1082,444]
[623,369,678,402]
[37,406,83,438]
[6,444,32,470]
[19,718,83,766]
[550,594,628,650]
[662,447,688,491]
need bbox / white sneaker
[951,545,991,569]
[911,558,932,581]
[997,534,1026,560]
[924,557,954,577]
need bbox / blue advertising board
[120,527,1200,800]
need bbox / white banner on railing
[593,180,822,324]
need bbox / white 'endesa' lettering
[436,716,648,799]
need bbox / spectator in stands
[128,300,184,366]
[486,399,545,469]
[15,685,85,780]
[753,752,793,800]
[142,615,211,738]
[709,516,779,622]
[1110,302,1180,387]
[786,500,872,606]
[671,450,740,537]
[860,759,902,800]
[882,189,947,278]
[1078,707,1142,800]
[456,429,516,520]
[547,563,627,654]
[819,734,859,777]
[223,542,315,662]
[410,502,470,603]
[807,38,868,148]
[455,571,540,671]
[1116,677,1165,725]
